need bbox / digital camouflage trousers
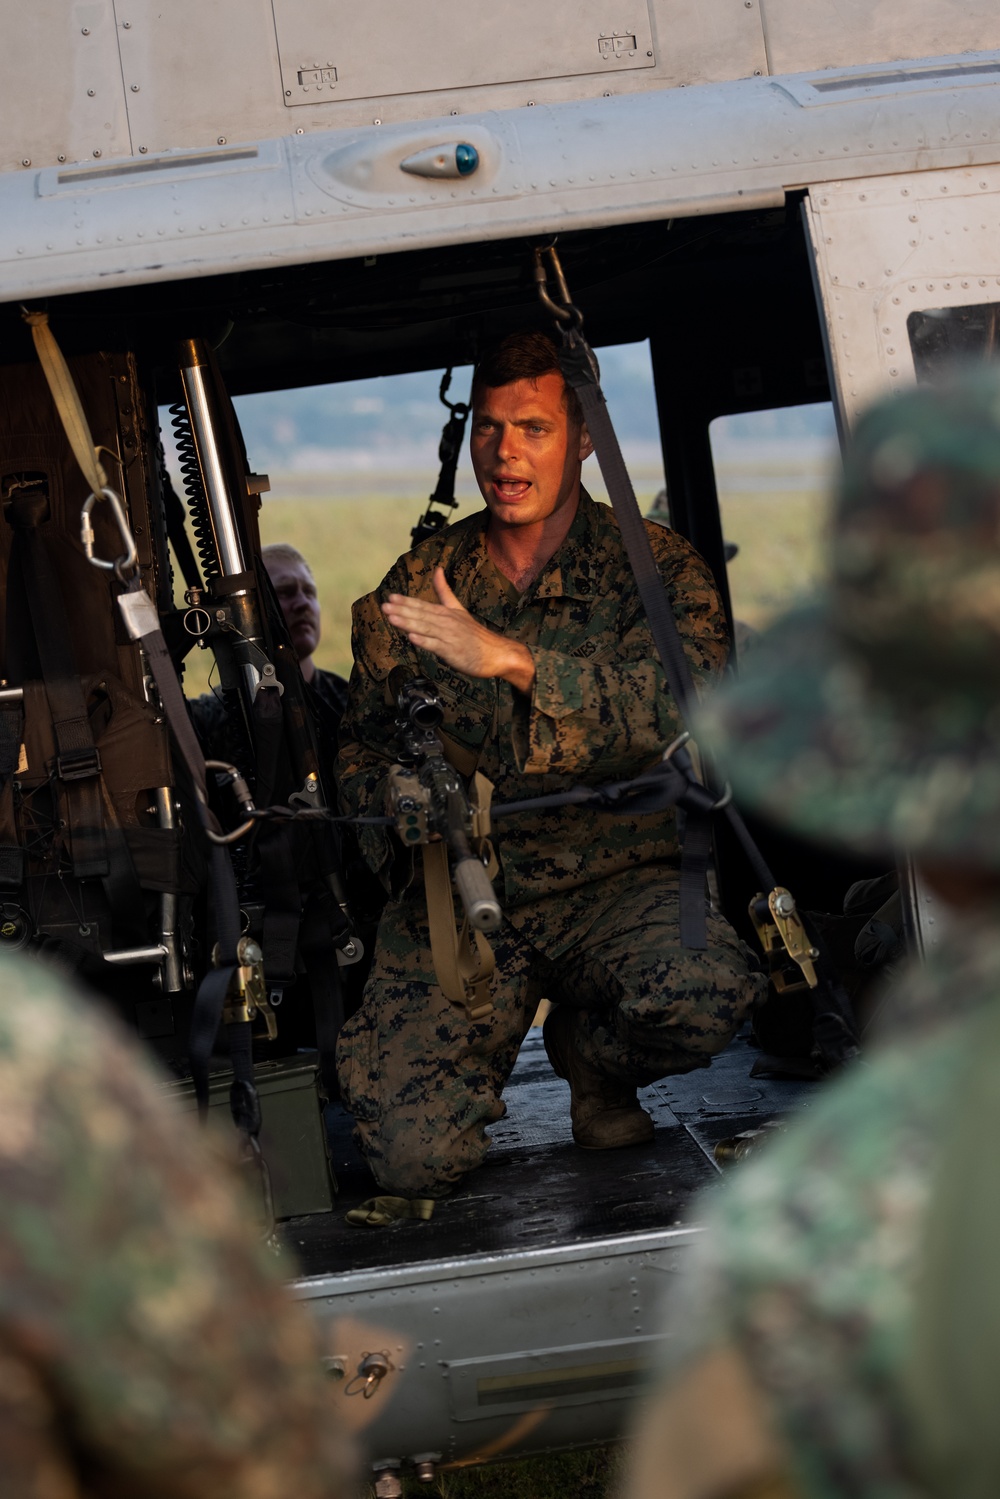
[337,866,763,1197]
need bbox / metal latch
[749,886,820,993]
[599,32,637,57]
[220,936,278,1040]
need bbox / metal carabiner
[80,487,139,582]
[662,730,732,809]
[661,730,692,764]
[438,366,469,420]
[533,240,583,329]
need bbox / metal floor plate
[282,1026,816,1277]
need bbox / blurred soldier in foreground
[0,950,353,1497]
[336,331,761,1210]
[627,371,1000,1499]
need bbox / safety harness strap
[299,893,346,1099]
[561,361,711,947]
[117,587,251,1117]
[0,694,25,888]
[539,255,858,1063]
[249,683,301,1001]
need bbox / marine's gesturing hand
[382,567,536,693]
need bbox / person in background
[190,542,346,771]
[261,542,348,766]
[0,948,353,1497]
[627,370,1000,1499]
[191,542,384,1024]
[258,543,385,1009]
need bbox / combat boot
[543,1006,654,1150]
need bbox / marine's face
[266,557,320,662]
[470,372,593,531]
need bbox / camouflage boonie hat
[696,371,1000,865]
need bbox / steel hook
[533,241,583,330]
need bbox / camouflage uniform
[0,950,352,1498]
[649,925,988,1499]
[627,374,1000,1499]
[337,492,760,1196]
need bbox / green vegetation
[179,461,831,700]
[368,1444,623,1499]
[720,486,834,630]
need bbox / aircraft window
[578,340,663,510]
[161,341,659,696]
[709,404,838,650]
[908,302,1000,383]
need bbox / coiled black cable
[169,401,218,580]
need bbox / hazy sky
[231,341,835,473]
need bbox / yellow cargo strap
[21,310,108,497]
[423,770,498,1023]
[346,1196,436,1229]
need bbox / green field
[180,465,833,698]
[389,1444,623,1499]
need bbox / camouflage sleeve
[0,955,353,1499]
[336,569,419,892]
[516,527,728,777]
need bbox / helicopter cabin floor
[281,1025,816,1276]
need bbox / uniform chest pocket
[530,594,621,662]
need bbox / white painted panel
[648,0,766,88]
[5,68,1000,304]
[271,0,656,107]
[804,167,1000,427]
[115,0,285,158]
[0,0,130,172]
[1,0,766,165]
[760,0,1000,77]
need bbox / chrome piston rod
[178,341,260,705]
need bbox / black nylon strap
[117,585,245,1112]
[0,702,25,887]
[561,340,782,889]
[0,702,23,785]
[258,822,302,1000]
[187,957,235,1118]
[571,380,701,718]
[562,351,709,944]
[250,683,309,1002]
[227,1019,261,1135]
[300,896,345,1099]
[554,318,858,1063]
[127,609,214,820]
